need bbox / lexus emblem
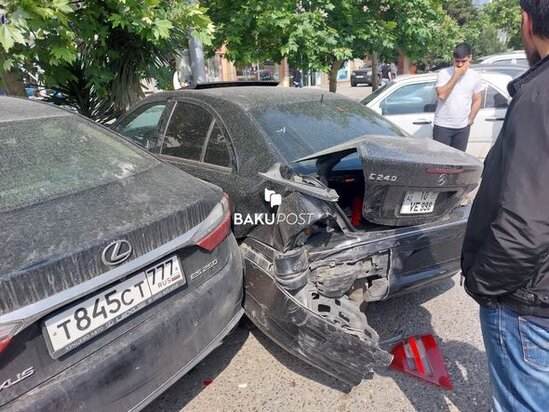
[438,174,448,186]
[102,240,132,266]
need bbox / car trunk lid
[292,135,482,227]
[0,163,221,316]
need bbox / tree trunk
[128,81,145,107]
[328,59,343,93]
[371,52,379,91]
[1,68,27,97]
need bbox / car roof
[471,63,527,78]
[391,71,512,90]
[477,51,526,63]
[146,86,346,111]
[0,96,71,122]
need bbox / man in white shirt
[434,43,483,151]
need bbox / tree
[0,0,213,121]
[442,0,478,27]
[463,11,506,58]
[0,0,76,96]
[484,0,522,50]
[204,0,459,93]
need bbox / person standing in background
[433,43,483,151]
[390,62,397,80]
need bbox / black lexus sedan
[0,97,243,411]
[115,84,483,386]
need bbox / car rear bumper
[308,205,470,301]
[3,236,244,412]
[241,252,393,387]
[350,77,371,84]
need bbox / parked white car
[476,50,527,65]
[362,71,513,161]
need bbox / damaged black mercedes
[115,84,483,386]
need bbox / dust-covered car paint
[115,86,482,386]
[0,97,243,411]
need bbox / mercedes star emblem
[438,174,448,186]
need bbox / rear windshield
[250,99,406,162]
[0,115,156,212]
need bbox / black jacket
[461,55,549,317]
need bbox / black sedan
[0,97,243,411]
[115,84,482,386]
[350,67,372,86]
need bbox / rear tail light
[391,334,453,390]
[426,168,463,174]
[0,322,22,356]
[351,195,363,227]
[192,194,231,251]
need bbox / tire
[351,82,356,87]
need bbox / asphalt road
[145,81,490,412]
[328,81,373,101]
[145,274,490,412]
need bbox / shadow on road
[254,278,490,411]
[251,328,354,393]
[143,323,249,412]
[145,278,490,411]
[368,279,490,412]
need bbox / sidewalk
[316,79,372,101]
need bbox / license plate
[355,75,364,78]
[44,256,184,358]
[400,191,439,214]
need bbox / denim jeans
[479,305,549,412]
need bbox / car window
[250,99,408,162]
[494,58,527,65]
[1,116,156,213]
[204,122,231,167]
[361,82,391,105]
[483,85,509,109]
[161,102,212,160]
[379,82,437,115]
[116,103,166,150]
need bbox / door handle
[485,117,505,122]
[412,120,432,125]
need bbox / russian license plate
[355,75,364,78]
[400,191,439,214]
[44,256,184,358]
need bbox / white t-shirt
[434,67,483,129]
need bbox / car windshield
[0,115,156,212]
[361,82,391,105]
[250,99,407,162]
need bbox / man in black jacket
[461,1,549,410]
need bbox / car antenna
[320,94,324,104]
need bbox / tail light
[351,195,363,227]
[426,168,463,174]
[391,334,453,390]
[192,194,231,251]
[0,321,22,356]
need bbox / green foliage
[442,0,478,26]
[463,12,505,58]
[204,0,459,81]
[484,0,522,50]
[0,1,76,66]
[0,0,213,121]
